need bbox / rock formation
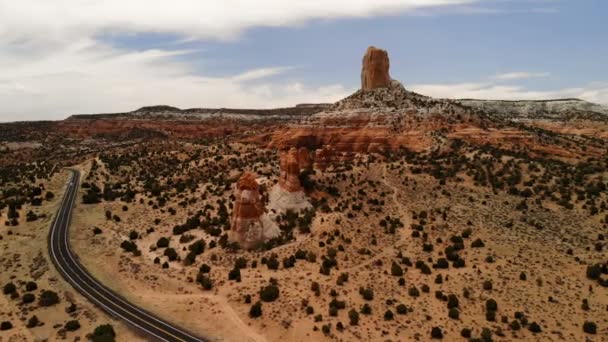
[297,147,312,171]
[361,46,391,91]
[279,147,303,192]
[230,172,278,249]
[314,145,335,171]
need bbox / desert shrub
[3,282,16,295]
[91,324,116,342]
[260,284,279,302]
[198,275,213,290]
[486,310,496,321]
[361,303,372,315]
[93,227,102,235]
[64,320,80,331]
[39,290,59,306]
[384,310,394,321]
[22,293,35,304]
[348,309,359,325]
[481,328,492,341]
[228,267,241,282]
[483,280,493,291]
[359,287,374,301]
[0,321,12,331]
[434,258,449,269]
[156,237,170,248]
[164,248,178,261]
[486,299,498,311]
[431,327,443,339]
[509,320,521,331]
[461,328,471,338]
[266,257,279,270]
[586,264,602,280]
[408,286,420,297]
[471,238,485,248]
[391,261,404,276]
[448,308,460,319]
[129,230,138,240]
[396,304,407,314]
[26,316,39,328]
[528,322,542,333]
[519,272,527,281]
[249,301,262,318]
[583,321,597,334]
[447,294,459,309]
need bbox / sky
[0,0,606,122]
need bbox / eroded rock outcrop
[314,145,335,171]
[298,147,313,171]
[279,148,303,192]
[230,172,278,249]
[361,46,391,91]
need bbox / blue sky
[0,0,606,121]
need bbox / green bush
[156,237,170,248]
[583,321,597,334]
[396,304,408,314]
[471,238,485,248]
[249,301,262,318]
[3,282,16,295]
[528,322,542,333]
[64,320,80,331]
[359,287,374,301]
[485,298,498,311]
[91,324,116,342]
[26,316,39,328]
[260,284,279,302]
[39,290,60,307]
[391,262,404,276]
[22,293,35,304]
[348,309,359,325]
[449,308,459,319]
[431,327,443,339]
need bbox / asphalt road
[48,169,208,342]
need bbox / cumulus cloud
[0,0,476,44]
[494,71,551,80]
[0,0,474,121]
[410,81,608,104]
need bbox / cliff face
[248,47,606,161]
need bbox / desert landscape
[0,45,606,342]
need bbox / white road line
[59,170,204,341]
[48,171,180,341]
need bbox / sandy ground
[0,168,144,342]
[65,152,608,342]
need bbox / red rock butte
[279,148,303,192]
[361,46,391,91]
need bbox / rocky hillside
[66,104,331,121]
[458,98,608,121]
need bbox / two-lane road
[48,169,208,342]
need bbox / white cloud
[0,1,476,45]
[410,81,608,104]
[0,0,474,121]
[494,71,551,80]
[0,40,353,122]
